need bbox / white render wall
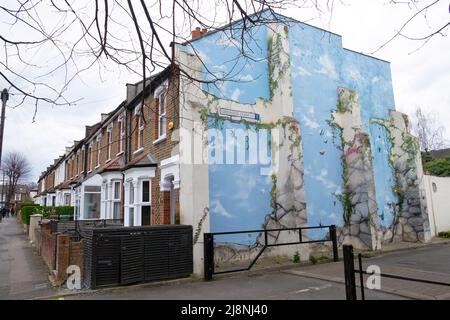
[424,175,450,236]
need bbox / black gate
[343,244,450,300]
[204,225,338,281]
[83,225,193,289]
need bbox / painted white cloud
[314,169,338,190]
[291,47,312,58]
[316,55,338,80]
[231,88,241,101]
[216,34,241,48]
[239,74,254,81]
[346,67,364,83]
[303,115,320,129]
[210,200,234,219]
[295,66,312,77]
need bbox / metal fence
[204,225,338,281]
[343,244,450,300]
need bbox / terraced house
[36,10,432,274]
[37,67,180,228]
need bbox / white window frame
[76,151,80,177]
[138,179,151,225]
[158,89,167,139]
[101,181,108,218]
[80,146,85,174]
[106,125,113,162]
[134,106,144,153]
[112,180,121,220]
[125,180,135,226]
[64,193,71,206]
[118,113,125,155]
[140,179,151,205]
[83,185,102,219]
[95,135,102,168]
[88,143,93,173]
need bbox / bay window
[84,185,101,219]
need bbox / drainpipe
[426,175,438,237]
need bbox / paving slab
[0,217,56,300]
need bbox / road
[61,244,450,300]
[0,217,56,299]
[63,268,405,300]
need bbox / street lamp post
[1,89,9,212]
[0,88,9,166]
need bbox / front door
[170,178,175,224]
[142,205,151,225]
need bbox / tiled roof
[123,152,157,171]
[98,156,125,173]
[428,148,450,159]
[55,182,71,190]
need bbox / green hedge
[438,231,450,239]
[20,205,41,225]
[423,155,450,177]
[20,205,74,225]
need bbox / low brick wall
[70,240,84,276]
[34,229,42,255]
[36,220,84,286]
[41,223,58,270]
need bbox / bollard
[343,244,357,300]
[203,233,214,281]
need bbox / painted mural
[207,118,273,245]
[177,10,430,262]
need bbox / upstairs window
[96,136,101,167]
[88,144,93,172]
[134,107,144,151]
[158,90,166,138]
[106,126,112,161]
[118,114,125,154]
[75,152,79,176]
[81,147,85,173]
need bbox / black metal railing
[343,244,450,300]
[204,225,338,281]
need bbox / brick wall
[70,240,84,277]
[37,221,85,286]
[40,222,57,270]
[127,69,181,225]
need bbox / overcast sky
[1,0,449,182]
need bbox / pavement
[283,243,450,300]
[0,217,56,299]
[1,216,449,300]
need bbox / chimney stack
[101,113,109,121]
[191,27,208,40]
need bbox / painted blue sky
[208,119,272,245]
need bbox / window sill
[153,135,167,145]
[133,148,144,155]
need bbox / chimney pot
[191,27,207,40]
